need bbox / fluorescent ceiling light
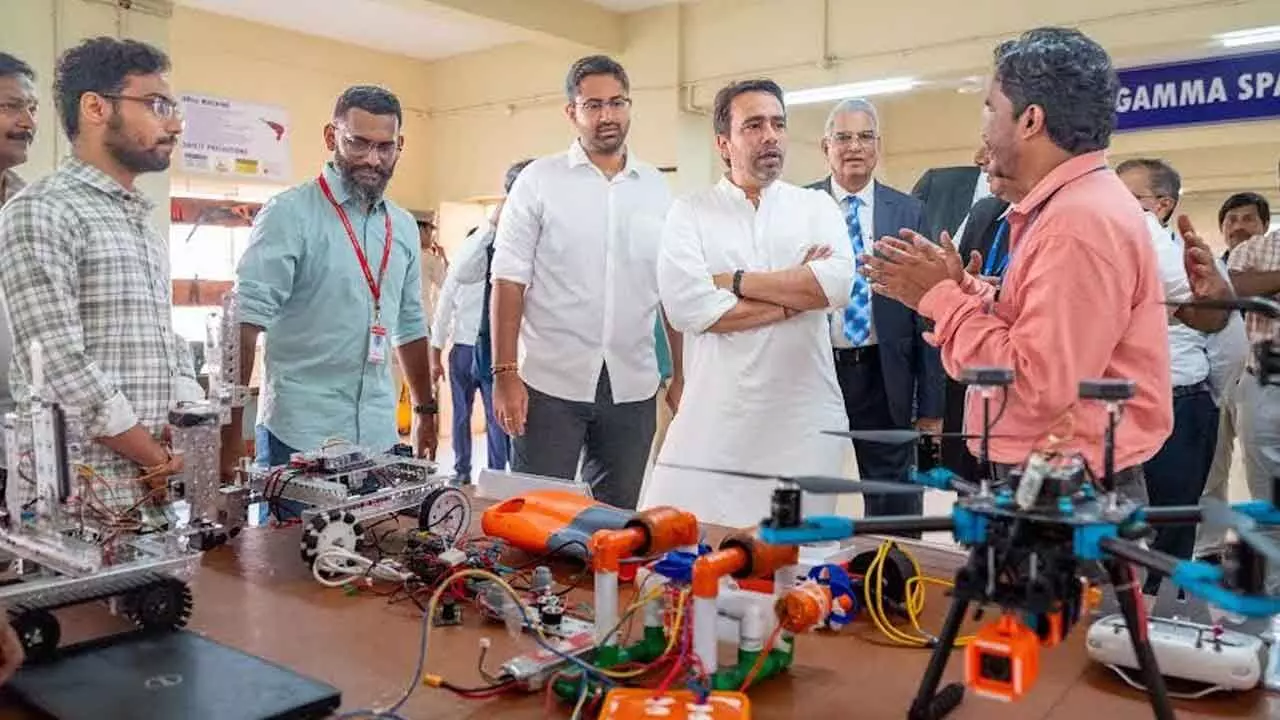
[784,77,918,106]
[1215,26,1280,48]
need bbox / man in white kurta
[638,79,855,529]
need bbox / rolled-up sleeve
[806,192,856,309]
[234,197,299,330]
[453,227,490,285]
[0,196,137,437]
[491,170,540,286]
[394,214,428,347]
[658,197,737,333]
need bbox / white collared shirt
[1145,213,1210,387]
[430,227,487,348]
[643,177,854,527]
[827,178,877,347]
[490,140,672,403]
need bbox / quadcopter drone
[666,296,1280,720]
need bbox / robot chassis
[0,293,466,663]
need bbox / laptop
[7,631,341,720]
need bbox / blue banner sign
[1115,49,1280,131]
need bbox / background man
[942,147,1012,482]
[0,53,39,479]
[229,85,436,480]
[1116,158,1242,580]
[808,97,943,525]
[640,79,854,528]
[490,56,677,509]
[0,37,194,522]
[864,28,1213,505]
[912,159,989,242]
[1198,191,1272,560]
[1228,165,1280,505]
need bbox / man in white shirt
[490,56,678,509]
[430,228,507,482]
[1117,158,1239,588]
[638,79,855,528]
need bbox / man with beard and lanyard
[639,79,855,528]
[0,37,197,523]
[227,85,436,485]
[862,28,1230,505]
[490,56,678,510]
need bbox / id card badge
[368,324,388,365]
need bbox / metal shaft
[1106,560,1176,720]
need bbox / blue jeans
[255,425,304,520]
[448,344,509,481]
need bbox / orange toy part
[480,490,631,558]
[598,690,750,720]
[775,579,851,633]
[965,614,1040,702]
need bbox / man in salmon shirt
[862,27,1230,498]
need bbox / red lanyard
[317,174,393,314]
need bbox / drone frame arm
[1100,535,1280,618]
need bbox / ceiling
[176,0,683,62]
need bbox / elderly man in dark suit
[807,97,944,528]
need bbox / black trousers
[1142,384,1219,593]
[940,377,982,484]
[834,346,922,536]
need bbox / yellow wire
[863,540,974,648]
[596,588,687,679]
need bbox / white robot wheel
[418,487,471,544]
[300,510,365,566]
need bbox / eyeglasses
[576,98,632,115]
[0,99,37,118]
[101,93,181,120]
[829,130,879,147]
[337,131,400,159]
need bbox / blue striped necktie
[843,195,872,345]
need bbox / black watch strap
[413,402,438,415]
[732,269,745,297]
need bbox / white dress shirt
[491,140,673,403]
[430,228,486,348]
[639,177,854,528]
[1145,213,1209,387]
[828,178,877,348]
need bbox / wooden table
[1,517,1274,719]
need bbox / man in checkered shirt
[0,38,199,523]
[1228,163,1280,503]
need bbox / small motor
[538,594,563,628]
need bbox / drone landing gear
[905,552,1176,720]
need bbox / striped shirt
[1227,229,1280,373]
[0,157,201,513]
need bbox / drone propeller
[657,463,926,495]
[1201,498,1280,565]
[1164,296,1280,319]
[821,429,1010,445]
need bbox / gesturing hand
[1177,215,1231,301]
[860,229,963,310]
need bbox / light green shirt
[235,162,427,452]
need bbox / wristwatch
[413,401,438,416]
[731,269,745,297]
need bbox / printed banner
[1116,49,1280,131]
[178,93,291,180]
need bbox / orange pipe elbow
[692,547,747,598]
[590,527,647,573]
[629,506,699,555]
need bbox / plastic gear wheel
[128,577,195,633]
[300,510,365,566]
